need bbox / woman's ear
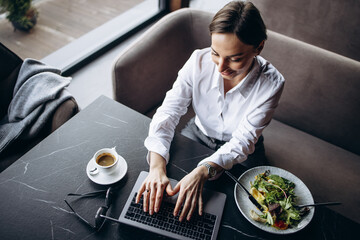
[255,40,265,55]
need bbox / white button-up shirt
[144,48,284,170]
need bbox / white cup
[89,147,119,175]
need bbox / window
[0,0,166,73]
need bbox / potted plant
[0,0,38,32]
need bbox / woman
[136,1,284,222]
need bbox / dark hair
[209,1,267,47]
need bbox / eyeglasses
[64,187,121,230]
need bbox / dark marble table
[0,95,357,240]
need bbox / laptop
[118,171,227,240]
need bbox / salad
[249,170,308,230]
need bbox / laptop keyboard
[124,193,216,240]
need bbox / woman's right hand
[136,152,173,215]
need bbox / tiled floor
[69,0,232,109]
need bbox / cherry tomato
[274,220,288,230]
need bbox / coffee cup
[89,147,119,175]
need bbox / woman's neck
[223,58,255,94]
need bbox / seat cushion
[263,119,360,223]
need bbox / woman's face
[211,33,263,82]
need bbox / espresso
[96,153,115,166]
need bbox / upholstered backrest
[112,9,213,116]
[251,0,360,61]
[0,43,23,119]
[262,31,360,155]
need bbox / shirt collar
[209,56,261,98]
[229,56,260,98]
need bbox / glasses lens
[95,206,108,229]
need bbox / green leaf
[266,212,274,225]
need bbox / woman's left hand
[167,166,209,222]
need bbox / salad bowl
[234,166,315,234]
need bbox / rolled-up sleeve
[144,51,199,164]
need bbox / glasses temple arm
[100,214,122,224]
[67,189,108,197]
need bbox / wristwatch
[199,162,217,178]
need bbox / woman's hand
[136,152,172,215]
[167,165,210,222]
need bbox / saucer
[86,154,128,185]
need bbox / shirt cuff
[144,136,170,164]
[197,152,232,180]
